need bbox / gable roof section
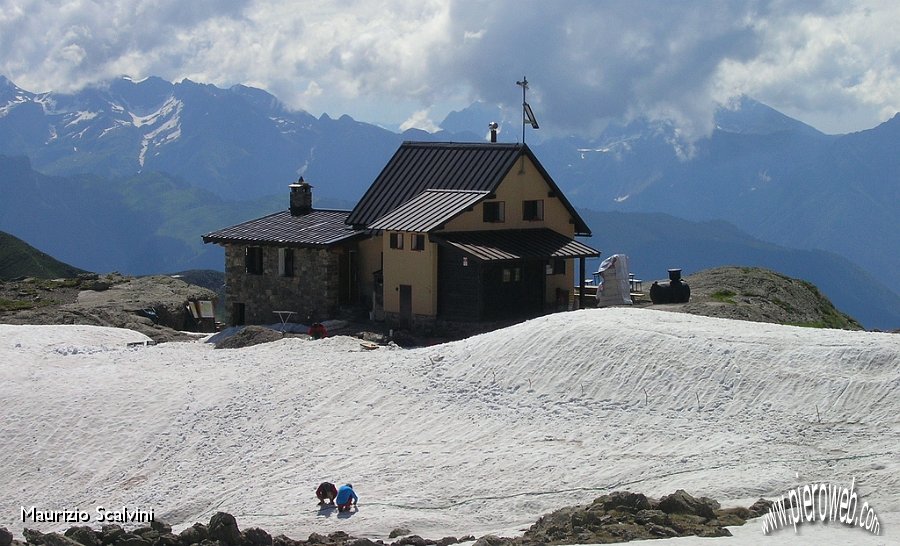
[431,229,600,262]
[346,141,591,235]
[369,189,490,232]
[202,210,361,247]
[347,142,520,228]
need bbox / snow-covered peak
[0,75,33,113]
[715,95,824,136]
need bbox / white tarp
[595,254,633,307]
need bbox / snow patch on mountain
[64,110,99,127]
[33,94,59,114]
[131,96,181,128]
[137,98,183,167]
[99,119,130,139]
[270,116,299,134]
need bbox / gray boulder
[149,521,172,535]
[658,490,716,519]
[595,491,651,513]
[241,528,272,546]
[114,533,150,546]
[271,536,300,546]
[178,523,208,546]
[393,536,431,546]
[63,527,98,546]
[387,529,410,539]
[23,533,82,546]
[635,509,669,526]
[747,498,775,518]
[471,537,511,546]
[207,513,240,546]
[99,526,124,545]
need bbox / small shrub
[0,297,36,312]
[710,290,737,304]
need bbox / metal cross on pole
[516,76,539,144]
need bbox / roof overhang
[370,189,490,232]
[430,228,600,262]
[201,209,363,248]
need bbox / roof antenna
[516,76,539,144]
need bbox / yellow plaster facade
[381,232,439,316]
[356,234,383,304]
[369,155,579,318]
[443,156,574,236]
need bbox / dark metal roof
[431,229,600,262]
[346,141,592,235]
[369,189,490,232]
[202,209,361,247]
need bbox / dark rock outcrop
[242,528,272,546]
[207,513,241,546]
[513,489,748,545]
[11,491,761,546]
[213,325,283,349]
[657,489,716,519]
[1,528,14,546]
[98,526,125,545]
[63,527,99,546]
[177,523,207,545]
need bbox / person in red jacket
[316,482,337,505]
[308,322,328,339]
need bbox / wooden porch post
[579,256,586,309]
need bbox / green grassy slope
[0,231,89,280]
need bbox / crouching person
[336,483,358,512]
[316,482,337,505]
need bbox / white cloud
[1,0,899,137]
[399,109,440,132]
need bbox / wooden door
[399,284,412,328]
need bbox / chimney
[289,177,313,215]
[489,122,499,143]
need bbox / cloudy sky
[2,0,899,138]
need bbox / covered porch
[432,229,600,322]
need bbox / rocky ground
[1,491,771,546]
[641,266,863,330]
[0,273,217,342]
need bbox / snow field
[1,308,897,543]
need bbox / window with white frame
[523,199,544,221]
[278,248,294,277]
[483,201,505,223]
[246,246,264,275]
[389,232,404,249]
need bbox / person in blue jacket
[335,483,358,512]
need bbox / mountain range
[0,75,897,329]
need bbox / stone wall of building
[223,244,342,325]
